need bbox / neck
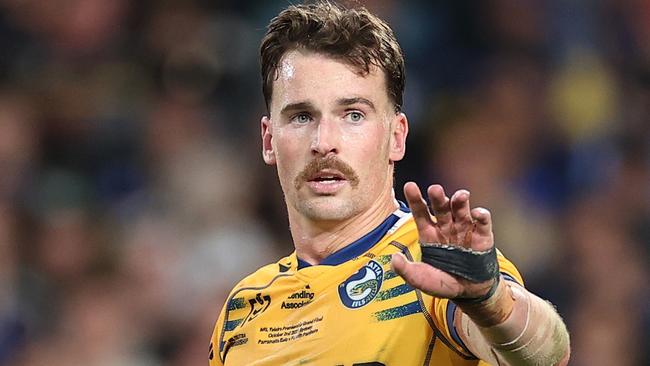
[289,188,399,265]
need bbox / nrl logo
[338,260,384,309]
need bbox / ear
[389,112,408,162]
[261,116,276,165]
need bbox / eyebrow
[336,97,376,112]
[278,97,377,116]
[280,101,315,116]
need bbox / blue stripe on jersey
[224,318,244,331]
[383,270,399,280]
[373,300,422,321]
[446,301,475,357]
[297,201,409,269]
[375,254,393,265]
[397,199,411,212]
[227,297,246,310]
[501,272,521,285]
[375,283,415,301]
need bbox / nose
[311,118,339,156]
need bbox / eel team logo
[338,260,384,309]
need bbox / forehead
[271,50,389,113]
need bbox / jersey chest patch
[338,259,384,308]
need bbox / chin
[296,196,360,222]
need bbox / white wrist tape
[461,284,570,365]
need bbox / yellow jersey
[209,204,523,365]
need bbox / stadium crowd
[0,1,648,365]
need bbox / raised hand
[391,182,497,300]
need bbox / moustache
[294,156,360,190]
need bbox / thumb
[390,251,464,298]
[390,252,409,275]
[391,252,419,284]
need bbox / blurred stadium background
[0,0,648,365]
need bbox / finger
[427,185,452,228]
[450,189,473,246]
[403,182,435,230]
[470,207,493,238]
[450,189,472,222]
[391,252,463,298]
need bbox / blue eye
[346,111,364,123]
[292,113,312,124]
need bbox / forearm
[455,279,570,366]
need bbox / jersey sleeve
[431,250,525,358]
[207,259,287,366]
[209,300,227,366]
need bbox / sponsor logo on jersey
[241,293,271,326]
[220,333,248,357]
[281,285,315,309]
[338,260,384,309]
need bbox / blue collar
[297,201,410,269]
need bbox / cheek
[273,132,304,176]
[355,126,390,158]
[353,129,391,178]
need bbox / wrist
[455,277,515,328]
[466,284,571,365]
[453,275,500,304]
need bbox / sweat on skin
[261,49,408,265]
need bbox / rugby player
[209,2,570,365]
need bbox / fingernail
[390,252,404,270]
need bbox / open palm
[391,182,497,300]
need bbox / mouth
[308,170,347,184]
[294,156,360,192]
[305,170,348,194]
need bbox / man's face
[261,50,407,223]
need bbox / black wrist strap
[452,275,501,304]
[420,243,499,283]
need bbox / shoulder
[215,254,292,326]
[227,253,294,293]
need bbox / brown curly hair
[260,1,405,112]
